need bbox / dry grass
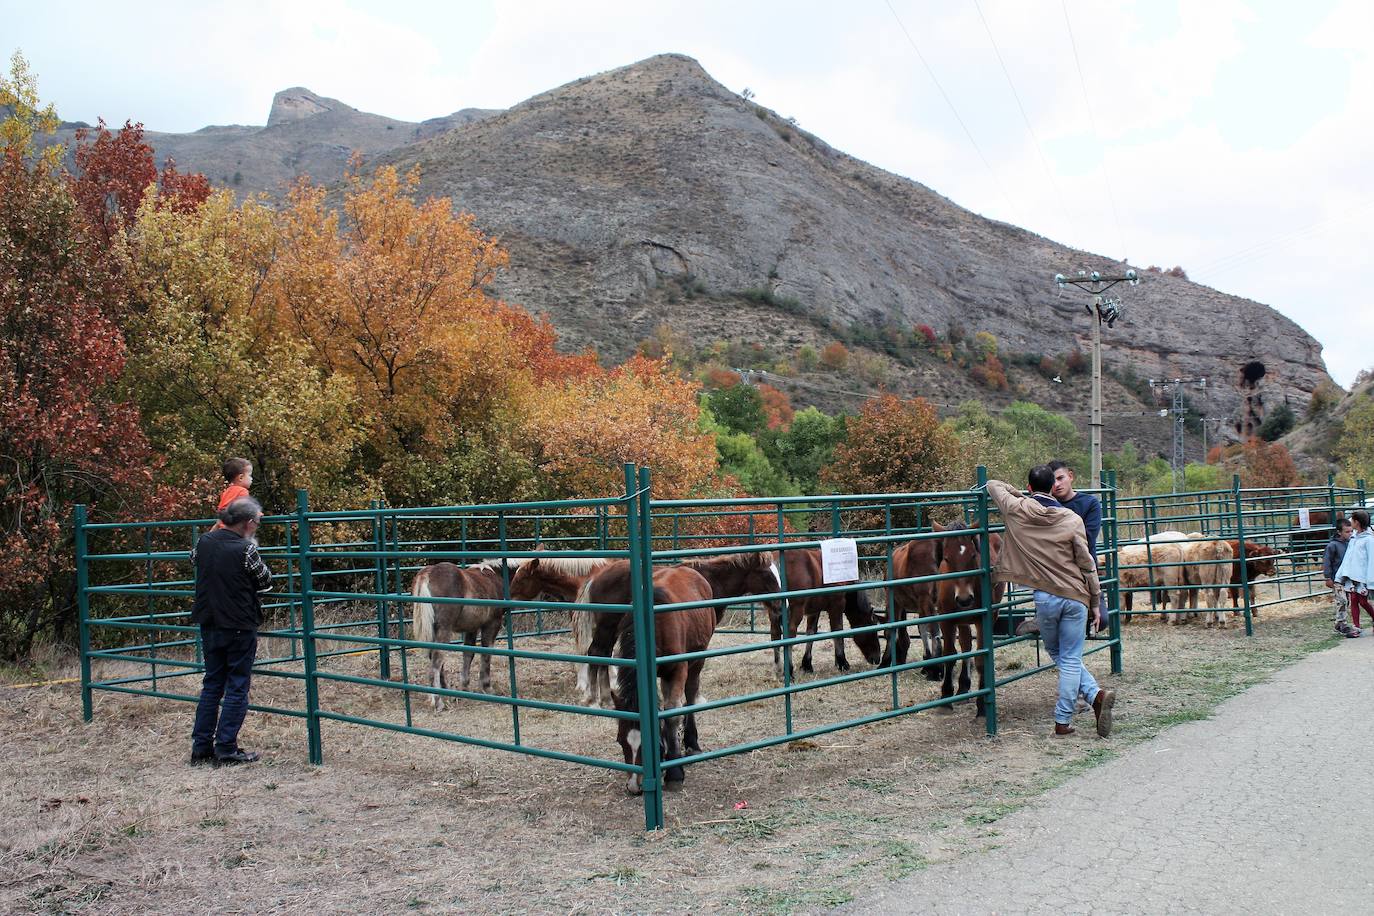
[0,586,1335,915]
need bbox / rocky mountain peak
[267,87,339,126]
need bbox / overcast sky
[10,0,1370,386]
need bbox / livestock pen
[74,467,1354,829]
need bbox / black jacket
[1324,535,1349,582]
[191,528,273,630]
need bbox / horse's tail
[412,570,436,647]
[572,574,596,655]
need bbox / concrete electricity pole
[1054,269,1140,484]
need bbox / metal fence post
[624,464,663,830]
[1104,469,1123,674]
[75,504,93,722]
[1232,475,1253,637]
[975,466,997,737]
[295,490,324,764]
[371,500,391,680]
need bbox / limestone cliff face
[377,54,1330,433]
[43,54,1333,448]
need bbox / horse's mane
[527,555,610,576]
[681,550,777,571]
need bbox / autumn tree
[1235,438,1302,489]
[0,64,186,656]
[820,395,973,526]
[1336,394,1374,485]
[69,119,210,252]
[126,191,369,510]
[524,356,719,500]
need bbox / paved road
[841,637,1374,915]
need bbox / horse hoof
[935,704,956,715]
[836,660,851,672]
[800,661,814,674]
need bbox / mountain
[371,54,1331,450]
[46,54,1336,457]
[44,87,500,195]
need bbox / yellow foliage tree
[127,190,369,510]
[524,356,719,500]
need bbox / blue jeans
[192,626,258,756]
[1034,591,1100,725]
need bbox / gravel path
[841,635,1374,915]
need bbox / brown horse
[611,566,718,795]
[508,553,612,704]
[928,530,1004,717]
[764,547,884,680]
[411,561,509,711]
[1224,541,1278,611]
[572,552,781,706]
[883,524,962,679]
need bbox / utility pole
[1054,269,1139,484]
[1149,377,1208,492]
[1200,416,1228,463]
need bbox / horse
[559,551,779,707]
[882,525,955,680]
[410,561,510,710]
[763,547,884,681]
[1223,541,1279,612]
[508,552,612,704]
[926,529,1004,717]
[611,567,718,795]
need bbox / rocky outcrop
[375,54,1331,434]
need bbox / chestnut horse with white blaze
[928,529,1004,718]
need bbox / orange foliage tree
[1236,438,1302,489]
[524,356,719,500]
[820,395,973,526]
[757,382,794,430]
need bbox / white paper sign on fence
[1298,507,1311,529]
[820,537,860,584]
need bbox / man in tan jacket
[987,466,1117,737]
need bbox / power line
[884,0,1022,225]
[1061,0,1129,261]
[1191,197,1374,278]
[973,0,1067,219]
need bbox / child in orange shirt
[212,458,253,529]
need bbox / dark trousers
[192,626,258,756]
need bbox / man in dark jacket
[1324,517,1358,638]
[190,497,272,765]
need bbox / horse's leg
[661,665,689,788]
[830,605,850,671]
[882,598,907,669]
[459,629,476,689]
[431,621,450,712]
[956,623,974,703]
[768,601,784,679]
[683,659,705,752]
[573,610,593,704]
[479,617,500,692]
[938,618,957,705]
[972,622,989,719]
[1124,589,1133,624]
[800,607,821,673]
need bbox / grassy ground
[0,588,1337,915]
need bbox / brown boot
[1053,722,1075,737]
[1092,688,1117,738]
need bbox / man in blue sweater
[1049,460,1104,632]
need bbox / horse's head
[940,529,985,612]
[508,556,542,601]
[844,587,884,666]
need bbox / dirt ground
[0,587,1337,915]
